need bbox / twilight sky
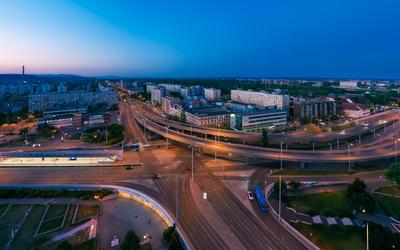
[1,0,399,78]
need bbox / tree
[180,109,186,123]
[368,222,400,250]
[288,180,301,189]
[19,127,28,136]
[346,178,375,212]
[120,230,140,250]
[385,164,400,185]
[273,180,287,200]
[57,241,72,250]
[261,128,268,147]
[163,224,183,250]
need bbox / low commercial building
[185,107,230,127]
[341,102,370,118]
[339,81,358,89]
[230,109,287,131]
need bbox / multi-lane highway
[125,101,400,163]
[134,98,399,144]
[119,102,308,249]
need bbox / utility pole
[279,142,283,222]
[366,222,369,250]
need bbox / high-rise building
[204,88,221,101]
[159,83,181,93]
[28,90,118,113]
[146,83,158,94]
[231,89,289,109]
[151,87,166,104]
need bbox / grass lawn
[375,186,400,196]
[38,217,64,234]
[10,205,46,250]
[294,223,365,250]
[0,204,9,216]
[286,191,353,217]
[0,205,31,249]
[75,205,99,222]
[44,204,67,221]
[373,194,400,220]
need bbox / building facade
[159,83,182,93]
[204,88,221,101]
[185,107,229,127]
[231,109,287,131]
[28,90,118,113]
[292,98,337,123]
[340,102,370,118]
[151,87,166,104]
[230,89,288,109]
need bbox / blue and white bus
[255,185,268,213]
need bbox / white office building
[230,89,289,109]
[146,83,158,94]
[204,88,221,101]
[159,83,182,93]
[339,81,358,89]
[230,109,287,131]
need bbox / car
[154,174,162,179]
[69,156,77,160]
[32,144,41,148]
[247,191,254,200]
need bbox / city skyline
[1,0,400,78]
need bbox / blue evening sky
[0,0,399,78]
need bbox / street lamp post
[395,138,398,165]
[312,141,315,152]
[328,143,332,151]
[347,143,353,173]
[366,222,369,250]
[279,142,283,222]
[166,126,169,150]
[176,175,179,224]
[143,119,146,137]
[191,145,194,181]
[337,137,340,150]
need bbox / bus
[255,185,268,213]
[125,143,140,151]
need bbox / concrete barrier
[264,184,320,250]
[0,184,191,250]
